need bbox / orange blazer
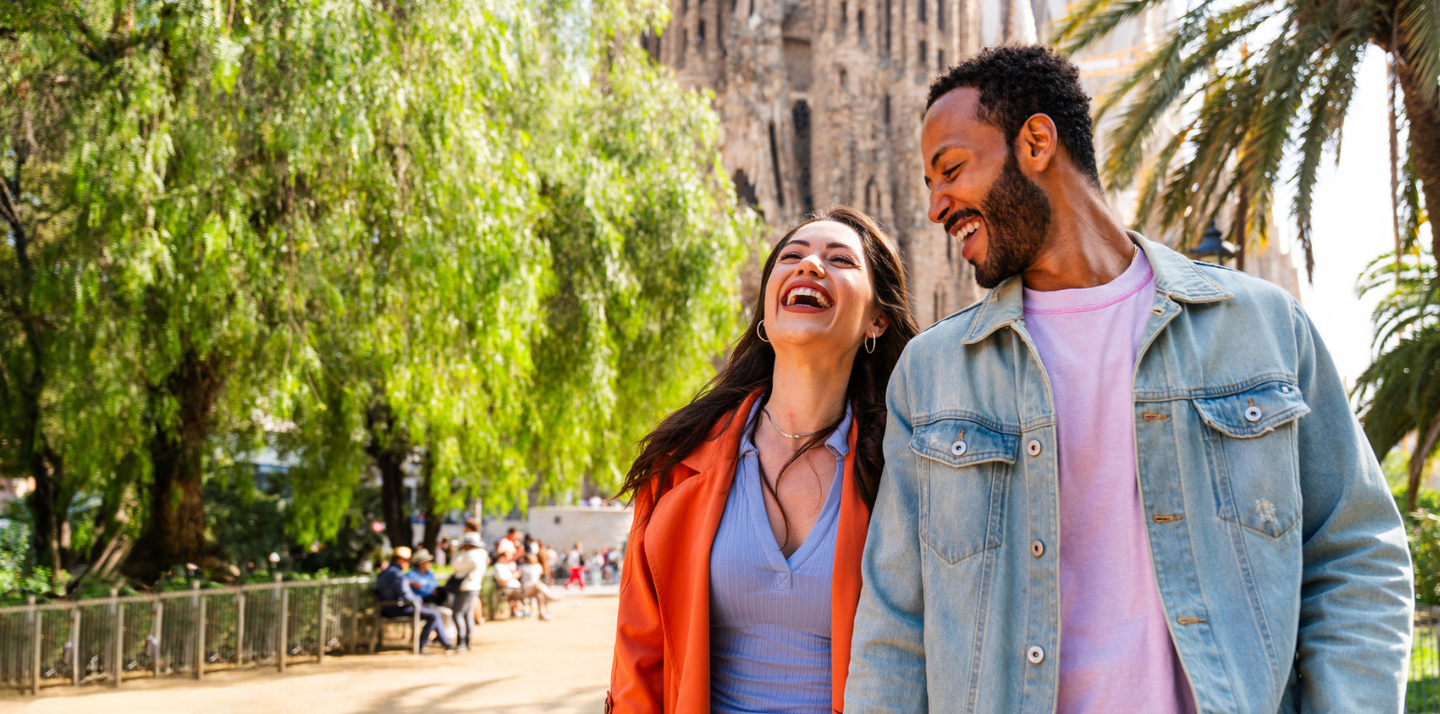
[607,391,871,714]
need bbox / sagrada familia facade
[647,0,1301,327]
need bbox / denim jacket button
[1026,646,1045,664]
[1027,440,1042,456]
[1030,540,1044,557]
[951,440,968,456]
[1244,405,1263,422]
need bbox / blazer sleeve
[608,487,665,713]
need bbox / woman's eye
[830,255,857,266]
[780,251,803,261]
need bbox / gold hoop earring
[864,332,877,354]
[757,320,771,343]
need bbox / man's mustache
[944,208,982,236]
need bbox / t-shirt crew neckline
[1022,245,1153,315]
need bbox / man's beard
[969,151,1052,289]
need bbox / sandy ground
[0,591,619,714]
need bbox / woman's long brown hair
[616,206,919,520]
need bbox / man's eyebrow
[929,145,960,170]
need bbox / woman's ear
[870,312,890,339]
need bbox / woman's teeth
[784,286,832,308]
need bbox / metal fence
[2,584,1437,701]
[0,576,414,694]
[1414,605,1440,714]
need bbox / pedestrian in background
[450,533,488,650]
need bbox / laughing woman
[607,207,918,714]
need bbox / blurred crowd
[373,519,622,653]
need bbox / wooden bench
[369,595,422,654]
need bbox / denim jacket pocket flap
[1192,381,1310,439]
[910,416,1018,468]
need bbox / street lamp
[1188,220,1236,264]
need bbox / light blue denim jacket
[845,235,1414,713]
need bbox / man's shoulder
[904,296,989,356]
[1187,261,1302,319]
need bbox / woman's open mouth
[781,283,834,312]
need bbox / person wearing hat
[376,546,455,654]
[449,533,489,649]
[405,549,446,606]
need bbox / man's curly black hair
[926,45,1100,187]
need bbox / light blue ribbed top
[708,400,852,714]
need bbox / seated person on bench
[405,549,447,605]
[377,546,454,653]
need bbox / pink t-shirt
[1022,248,1195,714]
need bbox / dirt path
[0,594,619,714]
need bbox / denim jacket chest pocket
[1191,381,1311,539]
[910,415,1019,564]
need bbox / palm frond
[1397,0,1440,106]
[1053,0,1186,55]
[1096,3,1271,191]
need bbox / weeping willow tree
[2,0,752,584]
[270,0,756,551]
[1054,0,1438,275]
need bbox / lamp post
[1188,220,1236,265]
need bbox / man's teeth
[784,286,832,307]
[956,221,980,239]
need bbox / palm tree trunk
[1409,413,1440,513]
[1388,53,1403,275]
[1395,60,1440,261]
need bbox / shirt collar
[961,231,1234,345]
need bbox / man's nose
[928,190,952,226]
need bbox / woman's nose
[797,254,825,276]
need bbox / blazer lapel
[830,422,870,712]
[646,391,761,713]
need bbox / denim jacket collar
[961,232,1235,345]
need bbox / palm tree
[1053,0,1438,275]
[1354,249,1439,512]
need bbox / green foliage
[1355,250,1440,511]
[0,519,54,604]
[1054,0,1436,275]
[2,0,751,581]
[1409,510,1440,606]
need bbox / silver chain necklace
[762,408,819,439]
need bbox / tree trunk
[1409,413,1440,513]
[128,352,226,582]
[1395,59,1440,261]
[1389,53,1403,277]
[419,452,443,555]
[366,399,413,550]
[1,142,69,583]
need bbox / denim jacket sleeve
[1288,300,1414,713]
[845,360,929,713]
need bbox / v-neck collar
[736,400,852,578]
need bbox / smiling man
[844,45,1414,713]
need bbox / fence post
[412,606,421,655]
[317,586,328,664]
[276,574,288,673]
[193,581,205,680]
[235,587,246,667]
[110,588,122,689]
[69,605,80,687]
[28,595,40,695]
[152,599,164,679]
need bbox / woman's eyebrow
[826,242,853,250]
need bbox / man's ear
[1017,113,1058,174]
